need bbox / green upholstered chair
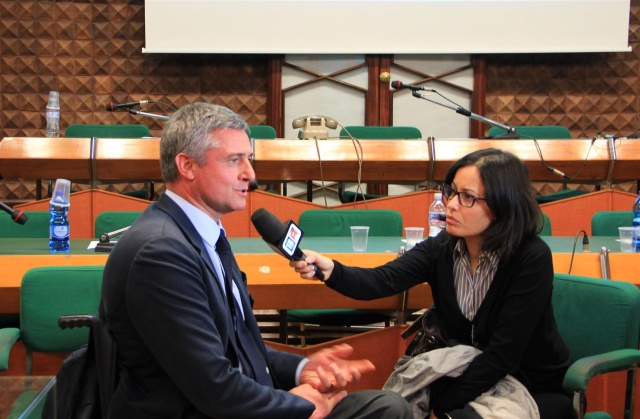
[20,265,104,375]
[535,189,590,203]
[247,125,280,193]
[339,126,422,140]
[539,212,552,236]
[0,327,20,371]
[337,126,423,203]
[591,211,633,236]
[553,273,640,419]
[297,209,403,237]
[65,123,151,139]
[94,211,143,238]
[488,125,572,139]
[1,266,104,417]
[337,182,384,204]
[287,209,403,346]
[0,211,52,329]
[247,125,277,139]
[65,124,153,199]
[0,211,50,239]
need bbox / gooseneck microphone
[0,200,28,225]
[105,100,151,111]
[391,80,435,92]
[546,165,570,180]
[251,208,325,281]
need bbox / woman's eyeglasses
[442,184,485,208]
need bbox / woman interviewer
[290,148,573,418]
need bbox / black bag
[42,344,101,419]
[42,315,117,419]
[401,307,449,357]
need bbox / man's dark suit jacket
[100,194,315,418]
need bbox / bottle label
[428,212,446,237]
[52,225,69,239]
[46,110,60,119]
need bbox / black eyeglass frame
[442,184,486,208]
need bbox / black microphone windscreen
[251,208,286,244]
[391,80,401,89]
[15,212,28,225]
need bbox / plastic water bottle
[633,190,640,252]
[428,192,446,237]
[45,91,60,137]
[49,179,71,252]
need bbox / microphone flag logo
[282,221,302,258]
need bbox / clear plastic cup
[405,227,424,250]
[51,178,71,206]
[618,227,639,252]
[350,226,369,252]
[47,91,60,109]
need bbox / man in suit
[100,103,411,418]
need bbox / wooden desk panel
[3,137,633,184]
[253,139,430,182]
[609,138,640,182]
[254,138,613,183]
[94,137,162,180]
[0,137,92,179]
[430,139,610,183]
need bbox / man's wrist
[295,358,310,386]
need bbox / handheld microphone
[105,100,150,111]
[0,200,28,225]
[251,208,325,281]
[391,80,435,92]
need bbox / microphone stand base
[95,241,115,253]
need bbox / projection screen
[144,0,631,54]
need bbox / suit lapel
[156,194,235,325]
[156,195,270,365]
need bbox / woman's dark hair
[444,148,542,258]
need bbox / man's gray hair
[160,102,248,182]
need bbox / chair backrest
[0,211,51,238]
[94,211,143,238]
[65,124,151,138]
[339,126,422,140]
[21,266,104,355]
[248,125,277,139]
[539,212,552,236]
[298,209,403,237]
[591,211,634,236]
[552,273,640,361]
[488,125,571,139]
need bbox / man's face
[190,128,255,221]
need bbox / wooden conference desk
[0,237,428,316]
[0,236,637,316]
[1,137,639,185]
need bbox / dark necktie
[216,232,273,387]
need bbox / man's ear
[175,152,196,180]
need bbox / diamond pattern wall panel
[1,0,638,202]
[484,5,640,193]
[0,0,267,203]
[486,24,640,140]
